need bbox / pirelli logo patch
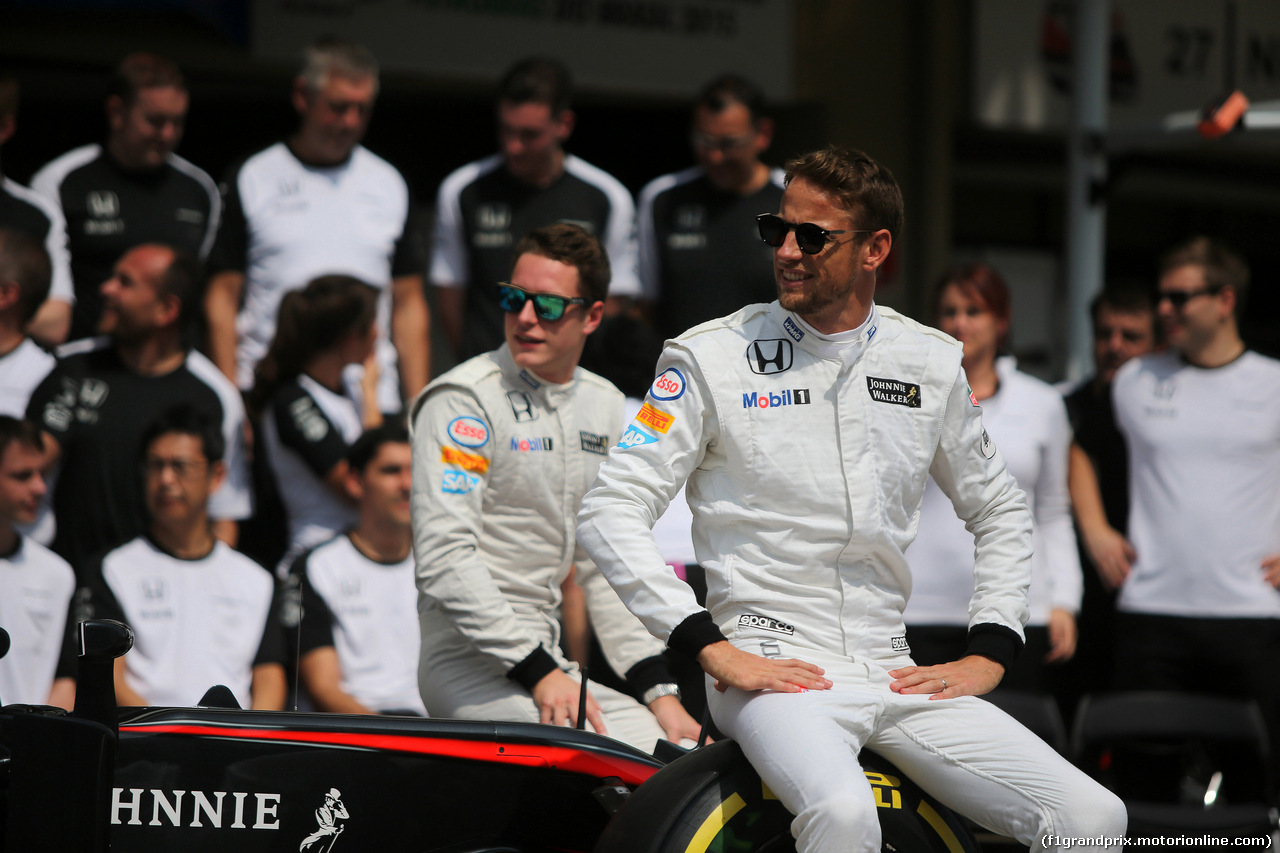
[738,613,795,636]
[441,446,489,474]
[635,403,675,434]
[867,377,921,408]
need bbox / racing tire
[595,740,979,853]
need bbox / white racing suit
[410,345,668,751]
[578,302,1126,852]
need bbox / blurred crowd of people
[0,38,1275,761]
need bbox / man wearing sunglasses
[636,74,784,341]
[580,146,1125,852]
[1110,237,1280,743]
[410,223,700,752]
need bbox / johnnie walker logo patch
[866,377,921,408]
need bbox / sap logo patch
[442,470,480,494]
[579,431,609,455]
[650,368,686,402]
[447,416,489,448]
[742,389,810,409]
[866,377,921,408]
[617,424,658,450]
[891,636,910,652]
[738,614,795,635]
[783,317,805,342]
[746,339,793,375]
[507,391,537,422]
[635,403,675,434]
[980,428,996,459]
[441,446,489,474]
[511,436,554,452]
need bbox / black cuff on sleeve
[667,611,728,660]
[965,623,1024,672]
[507,645,560,691]
[623,654,674,698]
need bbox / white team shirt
[0,339,57,544]
[1113,350,1280,618]
[226,143,411,410]
[264,374,364,573]
[97,537,276,708]
[0,536,75,705]
[298,534,426,714]
[904,358,1082,626]
[0,177,74,305]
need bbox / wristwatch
[641,683,682,705]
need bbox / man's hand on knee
[697,641,833,694]
[532,669,607,733]
[888,655,1004,699]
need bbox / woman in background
[904,263,1081,690]
[249,274,382,574]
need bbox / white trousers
[707,648,1126,853]
[419,644,665,754]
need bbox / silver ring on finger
[940,678,947,689]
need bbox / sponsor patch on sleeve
[441,469,481,494]
[617,424,658,450]
[968,385,979,407]
[446,416,490,447]
[634,403,675,434]
[649,367,686,401]
[980,428,996,459]
[440,446,490,473]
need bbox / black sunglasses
[1158,286,1222,310]
[497,284,588,322]
[756,213,869,255]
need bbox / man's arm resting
[250,662,286,710]
[113,657,147,706]
[1068,442,1134,588]
[300,647,374,714]
[205,270,245,383]
[27,299,71,346]
[432,285,465,359]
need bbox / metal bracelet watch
[641,683,682,705]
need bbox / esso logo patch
[650,368,686,402]
[447,416,490,448]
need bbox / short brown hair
[784,146,904,240]
[498,57,572,114]
[1159,236,1250,318]
[108,53,185,107]
[0,415,44,460]
[0,228,52,324]
[513,223,610,305]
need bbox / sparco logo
[742,389,810,409]
[891,636,910,652]
[746,339,793,375]
[738,614,795,635]
[111,788,281,829]
[866,377,921,408]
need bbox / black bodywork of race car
[0,620,979,853]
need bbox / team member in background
[27,243,251,571]
[431,57,640,361]
[30,53,218,344]
[86,406,285,709]
[412,223,698,752]
[578,146,1124,852]
[248,275,382,574]
[1111,237,1280,740]
[0,417,75,708]
[206,37,428,413]
[291,424,426,716]
[636,74,785,341]
[904,263,1082,690]
[0,74,74,346]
